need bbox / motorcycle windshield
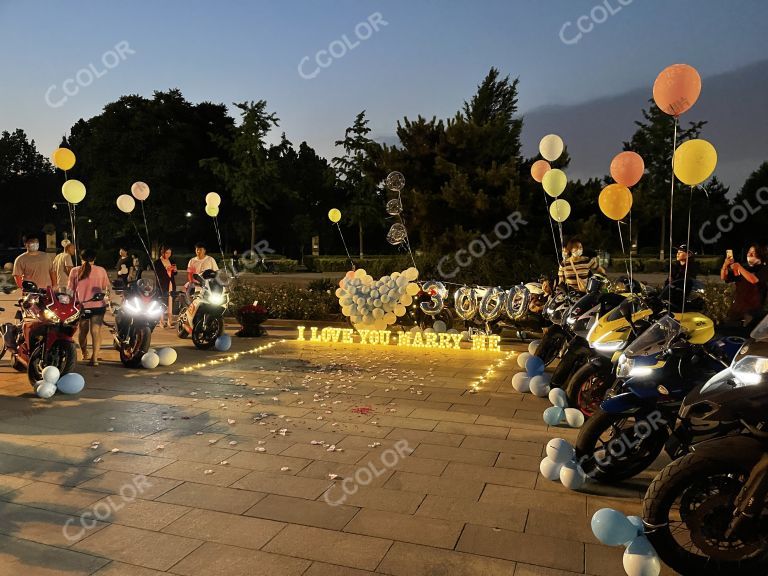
[750,314,768,341]
[624,316,681,358]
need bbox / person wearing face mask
[721,244,768,329]
[12,233,55,290]
[557,238,604,293]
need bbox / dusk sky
[2,0,766,187]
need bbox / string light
[178,340,284,373]
[471,349,517,394]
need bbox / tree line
[0,69,765,282]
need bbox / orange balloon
[599,184,633,221]
[610,151,645,187]
[653,64,701,117]
[530,160,551,183]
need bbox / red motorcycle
[0,281,103,385]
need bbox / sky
[1,0,767,186]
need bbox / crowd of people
[556,236,768,334]
[10,233,220,363]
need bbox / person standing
[557,238,604,293]
[187,242,218,285]
[13,233,55,290]
[721,244,768,330]
[153,245,177,328]
[116,248,134,285]
[52,240,76,287]
[68,249,110,366]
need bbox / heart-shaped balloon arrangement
[336,267,420,330]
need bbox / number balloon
[505,285,529,320]
[479,287,507,322]
[453,286,477,321]
[419,281,447,316]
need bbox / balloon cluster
[543,388,585,428]
[140,347,178,369]
[539,438,587,491]
[511,347,550,396]
[35,366,85,398]
[591,508,661,576]
[336,267,420,330]
[532,135,571,223]
[52,148,87,205]
[116,181,151,214]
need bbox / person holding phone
[721,244,768,329]
[153,245,177,328]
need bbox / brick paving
[0,320,676,575]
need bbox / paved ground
[0,300,677,575]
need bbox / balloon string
[212,216,229,277]
[68,202,79,267]
[335,223,355,270]
[628,210,634,289]
[667,118,678,315]
[681,186,694,316]
[617,221,631,281]
[140,201,152,258]
[129,216,161,290]
[542,189,560,265]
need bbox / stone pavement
[0,320,676,576]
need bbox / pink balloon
[530,160,551,183]
[131,181,150,201]
[610,152,644,187]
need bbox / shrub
[229,278,340,320]
[307,277,337,292]
[701,281,735,325]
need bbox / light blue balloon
[543,406,565,426]
[526,355,545,376]
[56,372,85,395]
[591,508,637,547]
[627,516,645,539]
[215,334,232,351]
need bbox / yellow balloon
[205,204,219,217]
[673,139,717,186]
[52,148,76,171]
[549,199,571,223]
[599,184,633,221]
[542,169,567,197]
[61,179,86,204]
[405,282,420,296]
[328,208,341,223]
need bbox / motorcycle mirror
[90,293,106,302]
[193,273,203,284]
[111,278,126,291]
[21,280,37,293]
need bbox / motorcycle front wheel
[566,362,615,417]
[535,326,566,366]
[27,340,76,386]
[644,451,768,576]
[119,326,152,368]
[575,408,669,483]
[192,315,223,350]
[177,309,190,339]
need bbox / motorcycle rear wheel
[27,341,76,387]
[644,451,768,576]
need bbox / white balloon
[433,320,447,333]
[116,194,136,214]
[41,365,60,384]
[36,381,56,399]
[157,348,177,366]
[529,376,550,397]
[141,352,160,369]
[528,339,541,356]
[549,387,568,408]
[565,408,586,428]
[623,536,661,576]
[517,352,532,369]
[539,134,564,162]
[511,372,530,393]
[546,438,575,464]
[539,457,563,481]
[205,192,222,207]
[560,461,587,490]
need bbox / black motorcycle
[642,315,768,575]
[109,278,164,367]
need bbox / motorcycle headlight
[146,300,163,317]
[593,339,625,353]
[43,309,59,322]
[65,310,81,324]
[209,292,225,305]
[124,297,142,315]
[616,355,632,378]
[731,355,768,386]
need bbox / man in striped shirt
[558,238,605,292]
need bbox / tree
[0,129,57,246]
[332,111,382,258]
[624,102,706,256]
[201,100,280,252]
